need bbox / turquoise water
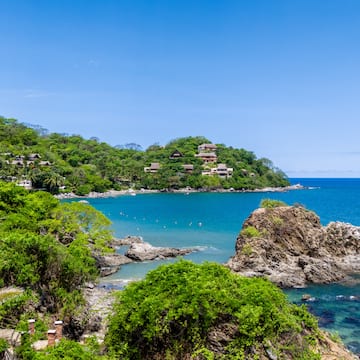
[78,178,360,354]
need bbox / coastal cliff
[227,205,360,288]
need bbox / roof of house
[39,161,51,166]
[149,162,160,169]
[169,150,183,158]
[198,143,217,150]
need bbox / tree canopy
[106,260,321,360]
[0,182,113,316]
[0,116,289,194]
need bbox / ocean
[80,178,360,354]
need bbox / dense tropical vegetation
[0,181,346,359]
[0,116,334,359]
[0,116,289,195]
[106,260,322,359]
[0,181,113,356]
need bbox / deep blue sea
[79,178,360,354]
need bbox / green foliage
[241,243,253,256]
[0,181,112,319]
[271,216,284,227]
[16,315,49,341]
[0,117,289,194]
[33,339,106,360]
[0,290,38,328]
[106,260,320,359]
[240,226,261,238]
[328,331,342,344]
[15,332,36,360]
[260,198,288,209]
[0,338,9,353]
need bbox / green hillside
[0,116,289,195]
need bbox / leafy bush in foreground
[0,181,113,322]
[106,260,320,359]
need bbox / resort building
[28,153,41,161]
[17,179,32,190]
[39,161,51,166]
[214,164,233,178]
[201,164,233,178]
[195,152,217,164]
[10,159,24,167]
[169,150,183,159]
[182,164,194,173]
[144,163,161,173]
[198,143,217,152]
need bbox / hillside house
[17,179,32,190]
[198,143,217,152]
[144,163,161,173]
[201,164,233,178]
[39,161,51,166]
[214,164,233,178]
[10,159,24,167]
[195,152,217,164]
[182,164,194,173]
[28,153,41,161]
[169,150,183,159]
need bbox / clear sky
[1,0,360,177]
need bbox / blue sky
[1,0,360,177]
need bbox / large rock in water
[125,241,194,261]
[227,205,360,288]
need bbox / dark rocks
[317,310,336,327]
[227,206,360,288]
[343,316,360,327]
[63,313,88,340]
[348,341,360,356]
[94,253,132,277]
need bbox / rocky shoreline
[54,183,304,200]
[95,235,197,277]
[75,235,199,341]
[80,204,360,359]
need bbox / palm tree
[44,172,64,194]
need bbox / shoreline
[54,183,305,200]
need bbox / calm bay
[78,178,360,354]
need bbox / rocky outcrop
[111,235,144,246]
[227,206,360,288]
[94,253,133,277]
[125,241,195,261]
[97,236,196,276]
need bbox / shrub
[106,260,320,359]
[74,184,92,196]
[0,338,9,353]
[0,290,38,328]
[241,226,261,238]
[34,338,104,360]
[241,243,253,256]
[271,216,284,226]
[260,199,287,209]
